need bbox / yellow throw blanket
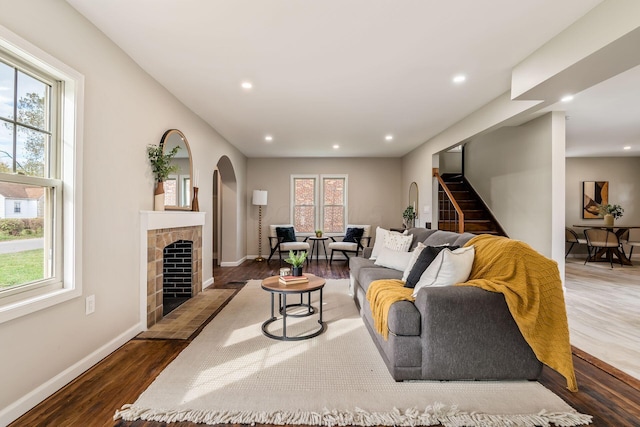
[458,235,578,392]
[365,280,414,340]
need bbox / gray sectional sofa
[349,227,542,381]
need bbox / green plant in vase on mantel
[598,203,623,226]
[147,144,180,211]
[284,250,307,276]
[402,205,416,229]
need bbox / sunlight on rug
[116,279,591,426]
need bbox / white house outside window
[291,174,347,234]
[0,25,83,323]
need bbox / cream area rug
[115,279,592,426]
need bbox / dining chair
[565,228,587,258]
[583,228,623,268]
[621,228,640,260]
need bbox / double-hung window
[291,174,347,234]
[0,26,83,323]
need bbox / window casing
[291,174,347,234]
[0,25,83,323]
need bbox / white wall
[246,157,402,257]
[464,113,563,258]
[0,0,246,423]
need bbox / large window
[0,26,83,323]
[291,174,347,234]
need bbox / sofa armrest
[414,286,541,380]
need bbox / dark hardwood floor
[9,259,640,427]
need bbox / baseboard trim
[220,256,247,267]
[203,277,214,288]
[0,323,142,426]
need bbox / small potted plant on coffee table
[284,250,307,276]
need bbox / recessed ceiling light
[623,146,631,150]
[241,81,253,89]
[385,135,393,141]
[452,74,466,84]
[265,135,273,142]
[561,95,574,102]
[333,144,340,149]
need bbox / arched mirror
[160,129,192,210]
[409,181,419,220]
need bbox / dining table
[572,224,640,266]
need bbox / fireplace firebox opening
[162,239,193,316]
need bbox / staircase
[438,173,507,236]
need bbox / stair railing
[434,170,465,234]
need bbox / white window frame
[0,25,83,324]
[290,174,348,235]
[290,174,318,235]
[320,174,348,235]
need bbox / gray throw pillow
[404,245,459,288]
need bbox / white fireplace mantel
[140,210,205,231]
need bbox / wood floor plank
[9,258,640,427]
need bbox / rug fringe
[114,403,592,426]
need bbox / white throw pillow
[370,227,399,260]
[374,246,414,272]
[369,227,388,260]
[412,246,475,297]
[384,232,413,252]
[402,242,426,281]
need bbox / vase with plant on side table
[285,250,307,276]
[599,203,624,226]
[402,205,417,229]
[147,143,180,211]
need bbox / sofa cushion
[387,300,421,336]
[454,232,476,247]
[423,230,464,246]
[412,246,475,296]
[358,267,403,294]
[349,256,377,279]
[374,247,413,271]
[405,228,438,249]
[404,245,459,288]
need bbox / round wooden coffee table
[261,273,326,341]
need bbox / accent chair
[267,224,310,265]
[328,224,372,264]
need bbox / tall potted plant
[147,144,180,211]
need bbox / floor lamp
[252,190,268,262]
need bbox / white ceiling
[547,64,640,157]
[64,0,633,159]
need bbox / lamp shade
[252,190,268,206]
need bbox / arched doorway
[214,156,238,267]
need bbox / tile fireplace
[140,211,206,329]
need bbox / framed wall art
[582,181,608,219]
